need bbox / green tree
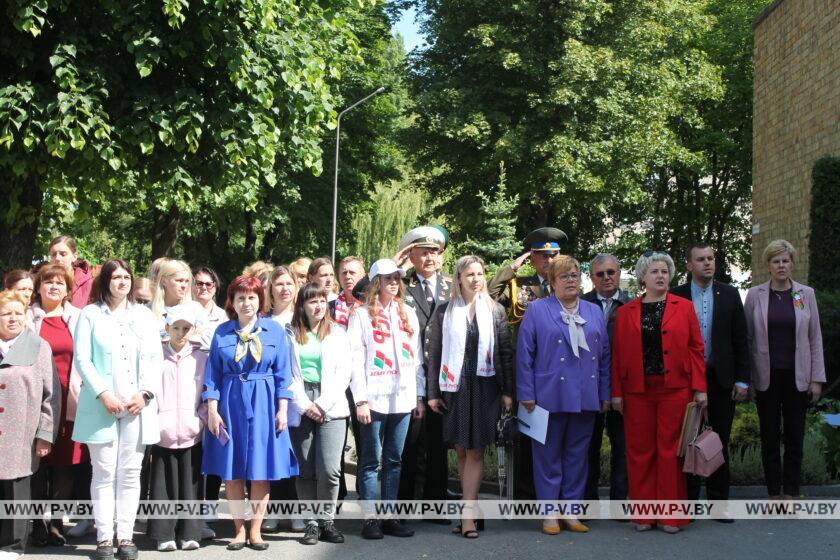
[1,0,366,269]
[615,0,767,280]
[462,161,520,266]
[403,0,721,260]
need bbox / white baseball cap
[368,259,406,281]
[165,304,197,326]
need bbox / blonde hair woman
[289,258,311,288]
[151,260,206,340]
[425,256,514,538]
[744,240,824,499]
[242,261,274,289]
[265,266,297,327]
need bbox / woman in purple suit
[517,255,611,535]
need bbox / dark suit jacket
[581,289,630,341]
[403,271,453,341]
[671,281,750,388]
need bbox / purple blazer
[516,297,611,413]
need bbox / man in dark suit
[394,226,453,520]
[671,243,750,513]
[582,253,630,502]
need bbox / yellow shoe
[563,519,590,533]
[542,520,561,535]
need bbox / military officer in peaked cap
[488,227,567,500]
[488,227,568,325]
[393,226,455,515]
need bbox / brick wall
[752,0,840,284]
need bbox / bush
[809,156,840,290]
[815,291,840,398]
[730,402,761,450]
[729,445,764,485]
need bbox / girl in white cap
[347,259,425,540]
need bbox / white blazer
[287,328,352,427]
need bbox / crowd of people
[0,227,825,558]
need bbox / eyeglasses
[195,281,215,288]
[594,269,617,278]
[535,252,559,258]
[557,273,580,282]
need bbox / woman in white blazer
[287,283,351,545]
[72,260,163,560]
[744,239,825,499]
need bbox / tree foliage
[405,0,722,261]
[461,161,520,267]
[1,0,370,270]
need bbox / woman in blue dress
[202,275,298,551]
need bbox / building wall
[752,0,840,283]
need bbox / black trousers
[147,444,203,542]
[0,476,30,552]
[513,433,535,499]
[584,410,628,500]
[687,368,736,500]
[30,463,85,534]
[398,410,449,500]
[756,368,809,497]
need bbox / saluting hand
[511,251,531,272]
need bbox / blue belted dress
[201,317,299,481]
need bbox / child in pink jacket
[147,305,208,551]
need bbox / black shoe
[226,541,246,551]
[116,540,138,560]
[319,522,344,544]
[446,489,463,500]
[30,523,49,548]
[247,541,269,551]
[300,523,320,545]
[95,540,115,560]
[361,519,383,540]
[261,518,281,533]
[382,519,414,537]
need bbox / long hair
[3,269,32,290]
[151,259,193,318]
[224,275,265,320]
[91,259,135,305]
[290,283,332,345]
[365,274,413,337]
[307,257,336,293]
[449,255,492,312]
[264,266,296,314]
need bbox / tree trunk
[152,205,181,258]
[0,177,43,270]
[244,211,257,262]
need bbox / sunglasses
[594,269,617,278]
[195,281,215,288]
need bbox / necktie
[424,280,435,309]
[542,280,551,296]
[601,297,612,317]
[234,326,263,363]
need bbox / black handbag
[496,411,518,447]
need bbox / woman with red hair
[202,275,298,551]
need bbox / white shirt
[596,291,618,317]
[417,273,437,296]
[0,333,21,359]
[110,309,140,403]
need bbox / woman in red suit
[611,251,706,533]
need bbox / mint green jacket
[71,303,163,445]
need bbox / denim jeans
[358,411,411,508]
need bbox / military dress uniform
[395,227,455,509]
[487,227,567,500]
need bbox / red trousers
[624,377,692,527]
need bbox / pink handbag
[682,410,725,477]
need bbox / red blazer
[611,294,706,397]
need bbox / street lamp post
[331,86,386,263]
